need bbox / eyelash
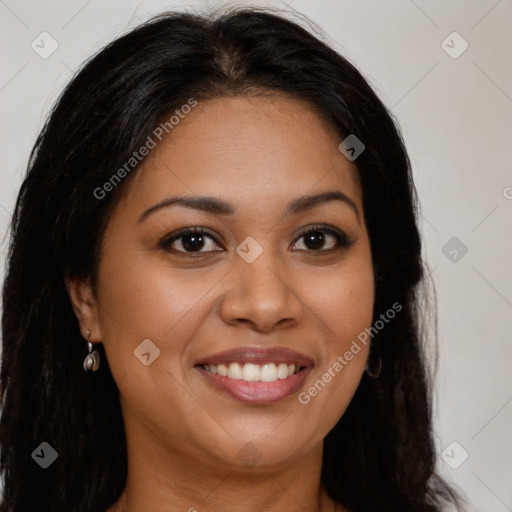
[159,224,354,258]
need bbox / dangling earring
[365,355,382,379]
[83,329,100,372]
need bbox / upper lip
[195,347,314,367]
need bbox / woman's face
[81,94,374,470]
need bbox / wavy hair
[1,7,461,511]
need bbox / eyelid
[159,226,220,247]
[296,223,348,239]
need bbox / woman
[0,7,462,512]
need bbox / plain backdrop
[1,1,511,510]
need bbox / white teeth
[242,363,260,381]
[277,363,289,379]
[261,363,277,382]
[228,362,242,379]
[203,362,299,382]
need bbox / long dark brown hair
[1,7,462,511]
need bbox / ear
[65,275,103,342]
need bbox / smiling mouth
[194,346,313,404]
[201,362,304,382]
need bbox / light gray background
[1,1,511,510]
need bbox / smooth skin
[67,94,375,512]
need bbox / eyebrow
[138,190,360,223]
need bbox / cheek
[308,248,375,347]
[93,249,222,444]
[100,217,223,317]
[94,244,218,381]
[295,246,374,427]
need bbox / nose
[219,250,303,333]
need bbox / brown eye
[159,227,223,255]
[291,225,353,253]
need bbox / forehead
[122,94,362,217]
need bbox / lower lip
[196,366,312,405]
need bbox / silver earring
[365,355,382,379]
[83,329,100,372]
